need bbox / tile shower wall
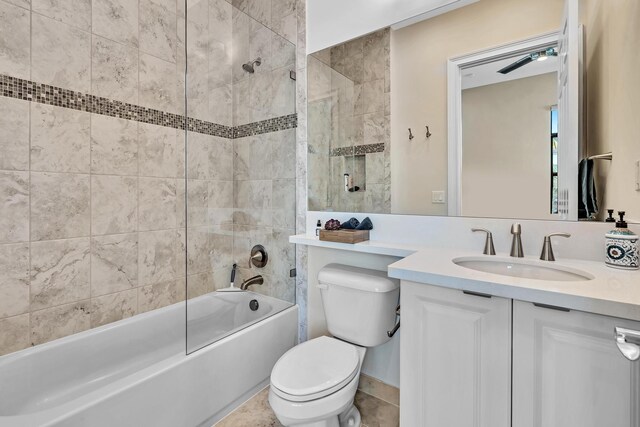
[0,0,299,356]
[308,29,391,214]
[0,0,188,356]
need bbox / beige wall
[461,73,558,220]
[582,0,640,222]
[390,0,564,215]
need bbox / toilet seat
[271,336,360,402]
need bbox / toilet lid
[271,336,360,401]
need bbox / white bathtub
[0,291,297,427]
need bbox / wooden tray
[319,229,370,244]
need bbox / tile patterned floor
[214,386,400,427]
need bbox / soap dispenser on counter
[605,211,639,270]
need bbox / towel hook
[425,125,432,138]
[408,128,414,140]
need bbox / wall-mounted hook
[425,126,432,138]
[408,128,414,140]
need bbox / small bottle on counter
[605,211,639,270]
[316,220,322,236]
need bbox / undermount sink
[453,257,594,282]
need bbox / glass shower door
[184,0,297,354]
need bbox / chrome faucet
[471,228,496,255]
[240,275,264,290]
[539,233,571,261]
[510,223,524,257]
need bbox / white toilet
[269,264,400,427]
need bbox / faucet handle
[471,228,496,255]
[511,223,522,234]
[540,233,571,261]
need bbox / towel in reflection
[578,158,598,219]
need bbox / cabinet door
[400,281,511,427]
[512,300,640,427]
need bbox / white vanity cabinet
[400,281,512,427]
[512,300,640,427]
[401,281,640,427]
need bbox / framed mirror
[306,0,640,223]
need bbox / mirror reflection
[307,0,640,222]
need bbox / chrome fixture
[249,245,268,268]
[587,152,613,161]
[510,223,524,258]
[242,57,262,73]
[539,232,571,261]
[387,305,401,338]
[240,275,264,291]
[471,228,496,255]
[615,327,640,361]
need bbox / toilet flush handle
[387,305,401,337]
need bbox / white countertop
[388,247,640,322]
[290,234,640,321]
[289,234,420,257]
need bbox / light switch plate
[432,190,445,204]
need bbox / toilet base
[273,403,361,427]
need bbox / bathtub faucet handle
[249,245,268,268]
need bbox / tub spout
[240,275,264,290]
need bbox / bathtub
[0,291,297,427]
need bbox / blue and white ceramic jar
[605,211,639,270]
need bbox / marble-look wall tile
[91,115,139,176]
[91,175,138,235]
[234,136,272,181]
[208,180,234,226]
[234,180,272,210]
[30,238,90,311]
[30,300,91,346]
[32,0,91,30]
[30,103,91,173]
[363,79,384,114]
[0,171,29,243]
[91,233,138,296]
[140,0,177,63]
[0,92,29,172]
[138,229,178,286]
[92,0,139,47]
[0,1,30,80]
[139,53,178,113]
[187,272,213,299]
[187,180,209,227]
[0,243,29,318]
[210,137,234,180]
[139,177,177,230]
[31,172,90,241]
[186,226,211,274]
[92,36,139,104]
[186,132,212,180]
[139,122,180,178]
[272,179,295,229]
[0,314,30,356]
[272,129,296,179]
[138,279,184,313]
[91,289,137,327]
[32,14,91,93]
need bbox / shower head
[242,57,262,73]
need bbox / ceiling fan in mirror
[498,47,558,74]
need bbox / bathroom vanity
[389,249,640,427]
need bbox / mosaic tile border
[0,74,295,139]
[330,143,385,157]
[233,114,298,138]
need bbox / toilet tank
[318,264,400,347]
